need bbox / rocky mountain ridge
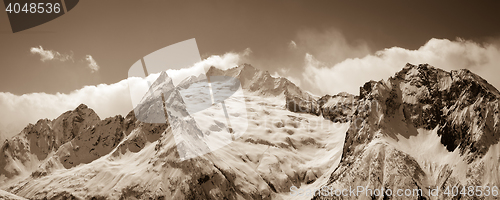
[0,64,345,199]
[1,63,499,200]
[313,63,500,199]
[1,104,101,180]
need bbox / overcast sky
[1,0,500,139]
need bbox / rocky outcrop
[114,112,168,155]
[55,115,127,168]
[317,92,360,123]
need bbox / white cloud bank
[0,51,246,141]
[0,80,134,141]
[295,29,371,65]
[6,38,500,141]
[166,50,243,85]
[302,38,500,95]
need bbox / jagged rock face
[285,94,320,116]
[27,104,101,161]
[50,104,102,149]
[0,104,100,180]
[315,63,500,200]
[384,64,500,160]
[438,71,500,158]
[318,144,428,200]
[317,93,360,123]
[55,116,126,168]
[341,64,500,162]
[114,120,168,155]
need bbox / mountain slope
[1,64,349,199]
[314,63,500,199]
[0,189,27,200]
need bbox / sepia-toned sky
[1,0,500,138]
[1,0,499,94]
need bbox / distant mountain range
[1,63,499,200]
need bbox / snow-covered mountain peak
[353,63,500,156]
[391,63,499,102]
[149,71,174,93]
[0,103,103,185]
[206,64,320,115]
[316,63,500,199]
[177,73,205,89]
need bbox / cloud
[30,46,73,62]
[0,50,250,141]
[288,40,297,49]
[30,46,100,73]
[242,48,252,56]
[0,80,134,142]
[165,49,249,85]
[302,38,500,95]
[261,29,372,95]
[294,29,371,65]
[85,55,100,73]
